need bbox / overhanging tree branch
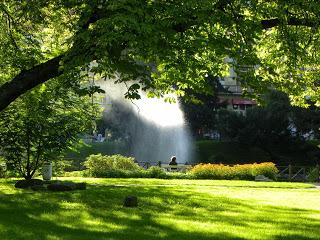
[0,7,101,112]
[261,17,316,29]
[0,55,63,111]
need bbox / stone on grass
[47,181,87,191]
[123,196,138,207]
[75,182,87,190]
[15,179,44,189]
[47,182,76,191]
[255,175,273,182]
[31,184,47,191]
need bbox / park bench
[161,164,191,172]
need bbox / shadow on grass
[0,182,318,240]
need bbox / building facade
[217,63,256,115]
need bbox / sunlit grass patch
[0,178,319,240]
[59,177,316,188]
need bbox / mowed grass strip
[59,177,316,188]
[0,178,319,240]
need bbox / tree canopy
[1,0,320,111]
[216,90,320,165]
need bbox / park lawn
[0,178,319,240]
[59,177,316,188]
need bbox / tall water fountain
[98,80,195,164]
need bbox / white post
[42,163,52,181]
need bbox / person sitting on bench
[169,156,178,171]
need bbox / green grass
[59,177,316,188]
[0,178,319,240]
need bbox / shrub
[166,172,193,179]
[250,162,279,180]
[190,162,278,180]
[67,160,278,181]
[51,159,73,176]
[306,166,320,182]
[112,155,141,171]
[63,170,91,177]
[84,154,142,177]
[146,166,167,178]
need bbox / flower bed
[190,162,278,180]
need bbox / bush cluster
[79,154,192,179]
[83,154,141,177]
[75,154,279,180]
[190,162,278,180]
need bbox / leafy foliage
[2,1,320,108]
[84,154,141,177]
[145,166,168,179]
[82,154,190,179]
[291,104,320,140]
[216,91,320,164]
[195,140,271,164]
[0,81,96,179]
[74,153,280,180]
[181,76,226,137]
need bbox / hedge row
[81,154,189,179]
[84,154,141,176]
[66,154,278,180]
[190,162,278,180]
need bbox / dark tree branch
[82,10,100,30]
[0,7,102,112]
[0,55,63,111]
[261,17,316,29]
